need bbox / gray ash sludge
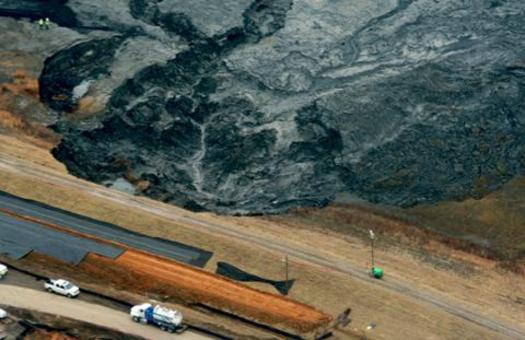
[34,0,525,214]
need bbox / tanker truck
[130,303,187,333]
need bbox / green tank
[371,267,383,279]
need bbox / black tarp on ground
[0,190,213,267]
[216,262,295,295]
[0,213,123,264]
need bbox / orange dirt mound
[83,250,331,333]
[122,251,330,329]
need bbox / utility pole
[282,255,289,282]
[369,229,383,279]
[369,229,375,269]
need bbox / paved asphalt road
[0,191,212,267]
[0,156,524,339]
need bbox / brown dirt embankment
[120,250,329,331]
[82,251,331,334]
[0,69,39,97]
[0,68,59,148]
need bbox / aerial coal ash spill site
[33,0,525,215]
[1,0,525,339]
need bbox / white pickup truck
[0,263,8,278]
[44,279,80,298]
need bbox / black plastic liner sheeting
[0,190,213,267]
[0,213,123,264]
[216,262,295,295]
[0,239,31,260]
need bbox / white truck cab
[44,279,80,298]
[0,308,7,319]
[0,263,8,278]
[130,303,152,323]
[130,303,185,333]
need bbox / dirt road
[0,285,209,340]
[0,155,524,339]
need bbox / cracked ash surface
[9,0,524,214]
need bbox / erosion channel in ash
[21,0,525,214]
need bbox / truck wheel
[160,326,166,331]
[168,328,174,333]
[47,288,53,293]
[132,316,140,322]
[67,293,73,298]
